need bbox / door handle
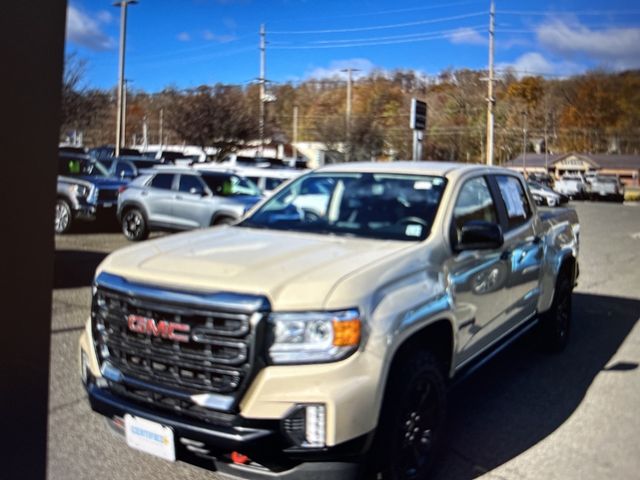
[141,191,148,196]
[175,195,183,200]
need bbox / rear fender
[537,220,579,313]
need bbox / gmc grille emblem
[127,314,190,343]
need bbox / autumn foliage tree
[60,55,640,160]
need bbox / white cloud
[536,19,640,70]
[177,32,191,42]
[497,52,584,78]
[96,10,113,24]
[66,5,115,51]
[449,27,486,46]
[203,30,237,43]
[223,17,238,30]
[306,58,375,80]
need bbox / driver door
[444,175,513,367]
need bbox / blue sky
[66,0,640,92]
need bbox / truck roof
[316,160,511,178]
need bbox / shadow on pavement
[69,217,121,235]
[54,250,108,289]
[433,293,639,479]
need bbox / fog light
[283,404,326,448]
[231,451,250,465]
[80,351,89,385]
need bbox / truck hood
[97,226,413,310]
[79,176,129,188]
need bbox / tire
[367,350,447,480]
[539,273,572,352]
[54,199,73,234]
[213,216,234,226]
[121,207,149,241]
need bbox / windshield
[596,176,618,183]
[240,172,447,241]
[201,173,261,197]
[59,157,109,177]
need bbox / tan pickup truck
[79,161,579,480]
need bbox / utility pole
[486,0,495,166]
[159,108,163,148]
[121,79,129,147]
[142,115,148,151]
[522,110,528,178]
[544,111,549,173]
[341,68,360,162]
[114,0,137,157]
[259,24,266,156]
[292,105,299,160]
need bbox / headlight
[268,309,361,364]
[70,184,90,197]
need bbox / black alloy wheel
[122,208,149,241]
[372,351,447,480]
[539,273,572,352]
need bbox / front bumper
[85,380,368,479]
[79,318,376,479]
[73,200,117,222]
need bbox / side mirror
[456,220,503,251]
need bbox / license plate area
[124,414,176,462]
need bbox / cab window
[452,176,498,245]
[495,175,532,230]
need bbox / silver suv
[117,167,263,241]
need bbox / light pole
[114,0,137,157]
[521,110,528,178]
[121,78,132,148]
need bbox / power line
[497,9,640,16]
[298,25,486,45]
[269,12,486,34]
[265,1,484,25]
[270,30,487,49]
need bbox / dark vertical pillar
[0,1,67,478]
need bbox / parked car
[589,174,624,202]
[88,145,141,161]
[553,173,588,199]
[195,164,306,196]
[55,153,128,234]
[527,180,567,207]
[117,168,263,240]
[82,162,580,480]
[103,156,164,180]
[526,172,554,188]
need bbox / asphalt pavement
[48,202,640,480]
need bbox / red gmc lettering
[127,315,190,343]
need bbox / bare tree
[166,85,256,161]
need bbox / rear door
[490,174,543,328]
[145,173,176,226]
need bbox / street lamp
[521,110,528,178]
[113,0,137,157]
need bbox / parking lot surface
[48,202,640,480]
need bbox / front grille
[92,277,267,424]
[97,188,118,203]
